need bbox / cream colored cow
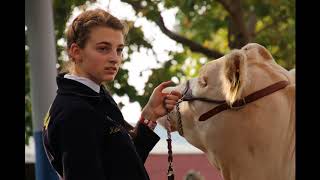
[160,43,295,180]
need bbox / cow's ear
[257,45,273,60]
[221,50,248,105]
[242,43,273,61]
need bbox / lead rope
[166,109,174,180]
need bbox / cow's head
[161,43,294,140]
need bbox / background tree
[121,0,295,108]
[25,0,295,144]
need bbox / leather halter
[175,79,290,135]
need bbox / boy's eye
[117,48,123,55]
[117,48,123,53]
[97,47,110,52]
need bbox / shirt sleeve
[59,107,106,180]
[132,123,160,163]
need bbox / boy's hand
[141,81,182,122]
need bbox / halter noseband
[175,79,290,136]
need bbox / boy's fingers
[165,99,177,105]
[168,91,182,99]
[165,104,175,111]
[157,81,173,92]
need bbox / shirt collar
[64,74,100,93]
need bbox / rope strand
[166,110,174,180]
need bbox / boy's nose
[108,51,121,65]
[109,59,119,65]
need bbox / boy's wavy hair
[62,8,128,72]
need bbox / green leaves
[125,22,153,49]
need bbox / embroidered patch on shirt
[109,127,121,134]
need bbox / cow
[160,43,295,180]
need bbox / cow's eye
[198,76,207,87]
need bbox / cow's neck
[180,104,207,152]
[203,114,295,180]
[207,143,294,180]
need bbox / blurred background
[25,0,295,179]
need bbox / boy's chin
[103,75,116,82]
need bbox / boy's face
[72,26,124,84]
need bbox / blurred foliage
[25,0,295,144]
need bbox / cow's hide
[159,43,295,180]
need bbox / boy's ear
[68,43,81,63]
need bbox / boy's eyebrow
[96,41,125,47]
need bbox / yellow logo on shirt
[43,104,52,130]
[109,127,121,134]
[43,112,50,130]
